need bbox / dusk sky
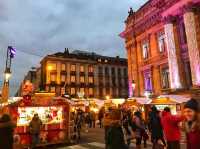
[0,0,147,94]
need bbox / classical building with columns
[120,0,200,98]
[38,49,128,99]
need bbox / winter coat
[148,111,164,140]
[161,111,184,141]
[29,118,42,134]
[133,116,145,138]
[106,122,127,149]
[0,121,16,149]
[183,121,200,149]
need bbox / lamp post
[1,46,16,103]
[105,95,110,100]
[132,80,136,97]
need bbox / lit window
[142,42,149,59]
[50,86,56,93]
[47,63,56,71]
[80,65,84,72]
[70,75,76,83]
[61,75,66,82]
[70,88,76,95]
[80,76,85,83]
[98,59,101,62]
[61,87,65,95]
[80,88,85,94]
[70,64,76,72]
[61,64,66,71]
[88,65,94,73]
[158,34,165,53]
[89,88,94,95]
[50,74,56,82]
[89,76,94,83]
[105,59,108,63]
[144,72,152,91]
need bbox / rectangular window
[70,88,76,95]
[61,87,65,95]
[47,63,56,71]
[118,68,121,77]
[88,76,94,83]
[70,64,76,72]
[161,67,170,89]
[50,74,56,82]
[123,68,127,76]
[142,42,149,59]
[144,71,152,91]
[99,66,103,74]
[88,65,94,73]
[61,75,66,82]
[105,67,109,75]
[111,67,115,75]
[80,88,85,94]
[61,64,66,71]
[80,76,85,83]
[50,86,56,93]
[158,34,165,53]
[80,65,85,72]
[70,75,76,83]
[89,88,94,95]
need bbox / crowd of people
[0,98,199,149]
[104,98,200,149]
[71,108,105,141]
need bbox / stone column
[164,17,183,89]
[183,7,200,87]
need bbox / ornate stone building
[120,0,200,97]
[38,49,128,99]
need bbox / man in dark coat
[148,106,166,147]
[0,114,16,149]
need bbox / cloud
[0,0,147,95]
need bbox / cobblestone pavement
[41,127,186,149]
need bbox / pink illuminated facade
[120,0,200,97]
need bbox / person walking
[91,111,96,128]
[183,98,200,149]
[161,107,184,149]
[29,113,43,149]
[0,113,16,149]
[148,106,166,148]
[98,108,104,128]
[133,111,146,149]
[75,112,83,140]
[106,109,127,149]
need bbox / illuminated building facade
[120,0,200,97]
[39,49,128,98]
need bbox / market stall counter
[8,93,70,146]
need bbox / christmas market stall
[148,94,191,115]
[8,93,71,146]
[122,97,151,119]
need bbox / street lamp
[4,68,11,83]
[1,46,16,102]
[105,95,110,100]
[132,80,136,97]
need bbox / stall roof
[158,94,191,103]
[128,97,152,104]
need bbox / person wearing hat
[183,98,200,149]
